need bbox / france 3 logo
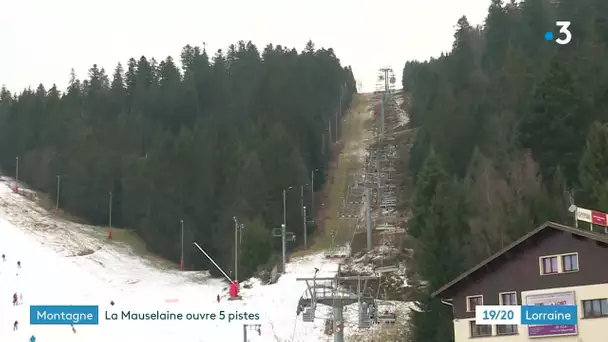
[544,21,572,45]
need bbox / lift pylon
[296,274,379,342]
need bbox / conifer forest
[401,0,608,340]
[0,41,356,279]
[3,0,608,340]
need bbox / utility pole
[303,205,308,249]
[273,187,294,273]
[282,188,287,269]
[109,192,113,227]
[242,324,261,341]
[180,219,184,270]
[380,92,385,134]
[272,222,295,273]
[376,151,381,205]
[282,222,287,272]
[300,184,307,248]
[15,156,19,182]
[300,185,304,220]
[55,175,61,211]
[365,188,372,250]
[233,216,238,281]
[311,169,317,224]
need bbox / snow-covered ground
[393,94,408,127]
[0,177,347,342]
[0,93,409,342]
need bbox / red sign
[591,211,607,226]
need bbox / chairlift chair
[299,291,316,323]
[376,288,397,324]
[377,307,397,324]
[302,306,315,322]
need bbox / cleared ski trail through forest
[0,93,384,342]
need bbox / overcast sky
[1,0,489,94]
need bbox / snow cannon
[228,280,242,301]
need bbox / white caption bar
[475,305,520,325]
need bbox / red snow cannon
[229,280,241,300]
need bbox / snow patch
[0,177,345,341]
[391,94,409,127]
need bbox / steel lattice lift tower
[296,273,379,342]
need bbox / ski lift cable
[290,315,298,341]
[290,289,309,340]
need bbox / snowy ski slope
[0,178,343,342]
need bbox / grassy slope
[292,93,374,257]
[7,92,374,269]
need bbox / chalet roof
[432,221,608,298]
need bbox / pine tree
[0,40,356,278]
[579,122,608,209]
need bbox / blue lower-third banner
[521,305,577,325]
[476,305,578,325]
[30,305,99,325]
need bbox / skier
[13,293,18,305]
[216,294,220,303]
[2,254,5,261]
[362,301,369,317]
[17,261,21,268]
[71,323,76,333]
[30,335,36,342]
[13,320,18,331]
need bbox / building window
[470,320,492,337]
[540,256,558,274]
[582,299,608,318]
[500,292,517,305]
[562,254,578,272]
[496,324,518,335]
[467,295,483,312]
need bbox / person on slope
[13,293,18,305]
[17,261,21,268]
[71,323,77,333]
[2,254,5,261]
[30,335,36,342]
[217,294,220,303]
[13,320,18,331]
